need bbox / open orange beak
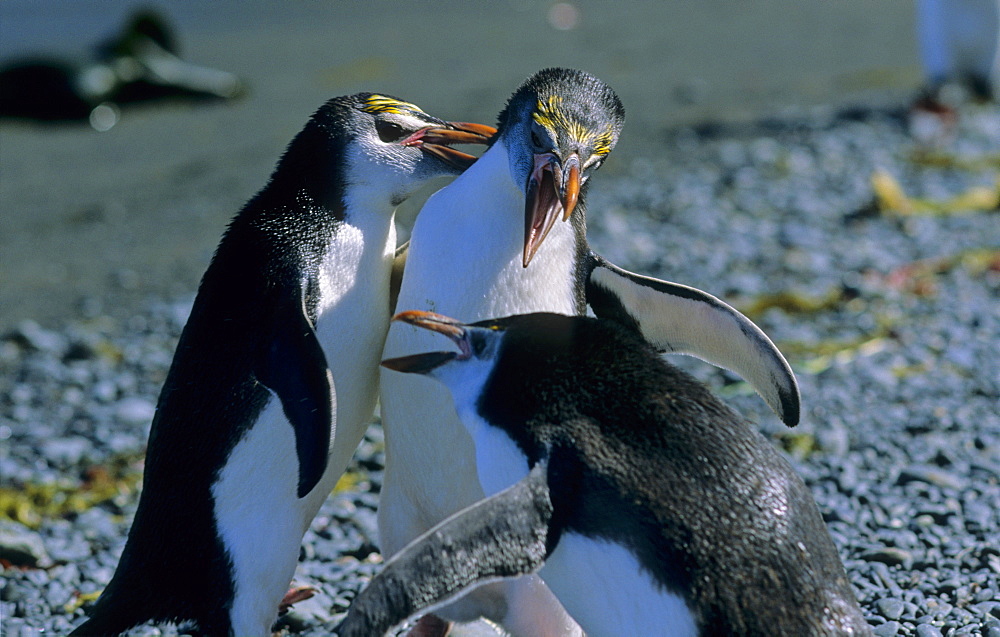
[523,152,581,267]
[381,311,471,374]
[402,121,496,170]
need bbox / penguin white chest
[394,144,579,322]
[212,400,313,636]
[213,213,395,635]
[314,219,395,440]
[540,534,698,637]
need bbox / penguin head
[381,310,505,409]
[286,93,494,209]
[494,69,625,266]
[381,310,584,422]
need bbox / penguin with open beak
[379,68,799,636]
[338,311,869,637]
[68,94,492,637]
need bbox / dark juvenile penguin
[68,95,492,637]
[379,67,799,635]
[343,311,871,637]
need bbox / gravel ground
[2,102,998,636]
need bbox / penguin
[337,310,870,637]
[916,0,999,102]
[910,0,999,141]
[378,68,799,635]
[0,9,245,128]
[68,94,493,636]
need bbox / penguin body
[340,311,869,637]
[69,94,491,636]
[379,68,798,634]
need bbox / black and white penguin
[378,68,799,635]
[338,310,870,637]
[68,94,492,637]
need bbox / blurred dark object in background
[0,8,247,130]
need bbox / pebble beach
[2,101,998,636]
[2,3,998,636]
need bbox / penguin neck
[404,142,581,318]
[341,188,398,241]
[313,187,396,321]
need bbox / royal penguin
[68,94,492,637]
[378,68,799,635]
[338,311,870,637]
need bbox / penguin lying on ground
[0,9,246,128]
[69,95,493,637]
[339,310,870,637]
[379,67,799,635]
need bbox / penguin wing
[585,253,800,427]
[255,282,335,498]
[336,464,553,637]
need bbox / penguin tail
[67,614,132,637]
[67,595,145,637]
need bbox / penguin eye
[375,119,409,143]
[530,124,549,152]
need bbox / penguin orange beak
[403,122,496,170]
[524,152,581,267]
[381,311,471,374]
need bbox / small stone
[897,466,966,491]
[877,598,905,620]
[40,437,91,466]
[114,397,156,426]
[874,621,900,636]
[12,320,67,354]
[915,624,943,637]
[862,547,913,568]
[0,521,52,568]
[92,380,118,402]
[978,601,1000,619]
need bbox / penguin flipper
[586,253,800,427]
[336,464,553,637]
[256,287,335,498]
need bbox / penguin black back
[359,312,868,636]
[477,314,868,635]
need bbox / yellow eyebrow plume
[361,94,425,115]
[532,95,614,156]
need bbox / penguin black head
[272,93,495,209]
[494,68,625,266]
[381,310,591,423]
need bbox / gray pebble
[0,521,52,568]
[915,624,944,637]
[114,397,155,425]
[863,548,914,568]
[873,621,899,637]
[877,598,905,620]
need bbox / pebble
[114,397,156,426]
[874,621,900,636]
[915,624,944,637]
[877,598,905,621]
[863,548,914,568]
[0,522,52,568]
